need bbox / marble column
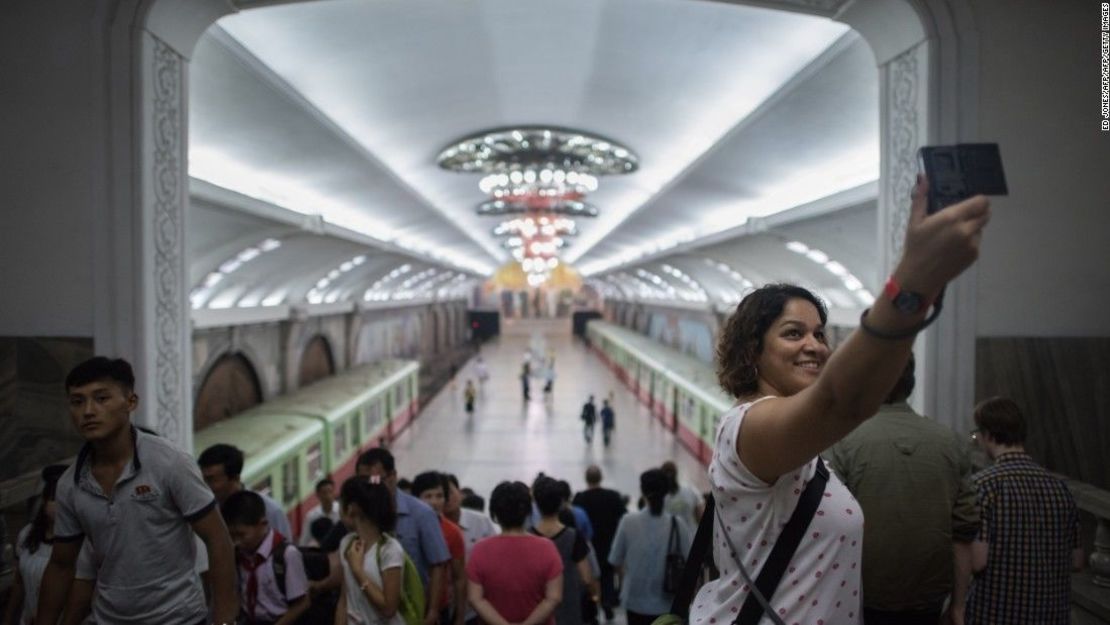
[137,33,192,450]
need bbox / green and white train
[193,359,420,536]
[586,321,732,465]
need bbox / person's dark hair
[558,508,577,529]
[65,357,135,393]
[340,476,397,533]
[397,478,412,493]
[716,284,828,398]
[445,473,460,489]
[310,517,335,543]
[411,471,446,499]
[974,397,1027,446]
[641,468,670,516]
[585,465,602,486]
[489,481,532,529]
[461,493,485,512]
[533,477,564,516]
[315,478,335,492]
[198,444,244,480]
[221,490,266,527]
[556,480,572,504]
[357,447,396,474]
[660,461,679,495]
[885,354,916,404]
[22,465,68,554]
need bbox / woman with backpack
[530,477,595,625]
[337,478,406,625]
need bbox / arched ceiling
[185,0,880,313]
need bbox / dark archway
[194,353,263,431]
[298,335,336,387]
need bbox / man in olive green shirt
[827,357,979,625]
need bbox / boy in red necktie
[223,490,310,625]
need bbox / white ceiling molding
[582,180,876,276]
[190,178,482,277]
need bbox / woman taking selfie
[690,177,990,625]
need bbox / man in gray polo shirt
[35,357,238,625]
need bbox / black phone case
[919,144,1008,213]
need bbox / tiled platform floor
[389,317,712,506]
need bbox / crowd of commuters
[2,355,704,625]
[0,178,1088,625]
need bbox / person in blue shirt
[600,401,615,447]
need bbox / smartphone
[918,144,1008,214]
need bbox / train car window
[364,400,383,435]
[306,442,323,482]
[282,458,299,506]
[253,476,273,500]
[335,421,349,459]
[349,413,361,448]
[394,384,404,408]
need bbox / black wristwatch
[883,276,931,314]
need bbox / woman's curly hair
[716,284,827,398]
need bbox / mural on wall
[298,335,335,387]
[356,312,425,364]
[646,310,716,364]
[193,353,263,431]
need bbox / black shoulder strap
[272,536,289,597]
[736,459,830,625]
[669,498,716,619]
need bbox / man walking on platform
[572,466,627,621]
[600,400,615,447]
[826,357,980,625]
[964,397,1083,625]
[581,395,597,443]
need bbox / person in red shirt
[467,481,563,625]
[413,471,468,625]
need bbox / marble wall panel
[0,337,92,483]
[976,338,1110,489]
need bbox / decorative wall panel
[0,338,92,482]
[977,338,1110,489]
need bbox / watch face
[893,291,924,314]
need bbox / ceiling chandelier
[438,126,638,286]
[493,216,578,239]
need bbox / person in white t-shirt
[4,465,71,625]
[300,478,341,546]
[337,477,405,625]
[692,177,990,625]
[659,461,704,527]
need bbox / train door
[385,391,395,441]
[671,385,679,432]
